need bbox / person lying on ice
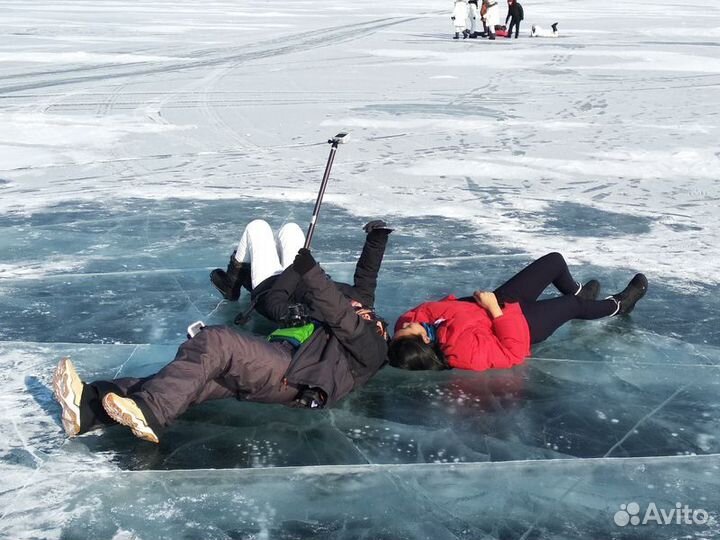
[388,252,648,371]
[210,219,392,327]
[530,22,559,37]
[52,246,391,444]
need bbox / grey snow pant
[81,326,300,434]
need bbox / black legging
[493,252,616,344]
[508,18,520,38]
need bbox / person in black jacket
[505,0,524,38]
[52,248,390,444]
[211,218,391,327]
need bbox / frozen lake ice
[1,0,719,538]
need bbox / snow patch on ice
[406,149,720,181]
[0,112,193,171]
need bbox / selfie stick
[234,132,349,325]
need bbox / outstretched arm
[351,220,392,307]
[292,249,380,365]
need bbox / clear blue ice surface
[1,0,720,536]
[1,199,719,539]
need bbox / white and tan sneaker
[102,393,159,444]
[52,357,84,437]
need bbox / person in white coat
[468,0,480,38]
[530,22,559,37]
[451,0,470,39]
[484,0,500,40]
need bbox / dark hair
[388,335,450,371]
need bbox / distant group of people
[451,0,558,40]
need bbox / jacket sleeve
[350,229,390,308]
[447,314,527,371]
[505,8,510,23]
[256,266,302,323]
[300,264,375,360]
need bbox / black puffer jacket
[277,263,388,406]
[506,1,524,22]
[252,228,390,322]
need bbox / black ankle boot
[576,279,600,301]
[610,274,648,315]
[210,254,251,301]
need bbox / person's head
[388,322,449,370]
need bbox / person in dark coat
[211,219,391,327]
[52,247,390,444]
[505,0,524,38]
[388,252,648,371]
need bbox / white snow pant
[452,2,469,32]
[531,25,559,38]
[233,219,305,288]
[485,3,499,32]
[468,4,479,33]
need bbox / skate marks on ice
[0,16,420,95]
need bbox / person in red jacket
[389,252,648,371]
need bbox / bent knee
[245,219,273,236]
[544,251,565,265]
[277,222,304,238]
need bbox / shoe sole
[52,358,81,437]
[623,274,648,315]
[102,393,159,444]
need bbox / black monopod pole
[303,131,348,248]
[234,132,349,326]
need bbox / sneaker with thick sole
[576,279,600,301]
[102,393,159,444]
[53,357,84,437]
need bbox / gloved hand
[451,16,455,20]
[363,220,394,235]
[293,248,316,276]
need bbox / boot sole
[102,393,159,444]
[52,358,82,437]
[623,274,648,315]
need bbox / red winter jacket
[395,295,531,371]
